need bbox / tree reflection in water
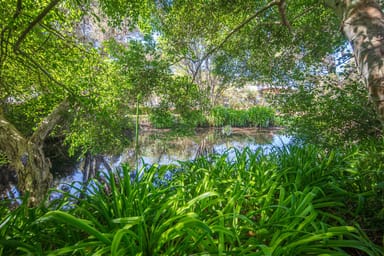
[119,128,288,168]
[2,128,290,201]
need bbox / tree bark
[338,0,384,121]
[0,100,69,206]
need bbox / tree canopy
[151,0,344,83]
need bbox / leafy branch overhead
[153,0,345,86]
[13,0,61,51]
[190,0,291,81]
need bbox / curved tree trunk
[0,100,69,206]
[337,0,384,121]
[0,115,51,206]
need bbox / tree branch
[14,0,23,19]
[30,99,70,145]
[39,23,87,52]
[192,0,280,82]
[278,0,291,29]
[14,0,61,51]
[15,48,76,96]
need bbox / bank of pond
[1,139,383,255]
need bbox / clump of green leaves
[179,109,209,129]
[211,106,275,127]
[149,107,175,129]
[275,73,382,147]
[149,105,275,130]
[2,93,64,137]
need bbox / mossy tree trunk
[0,100,69,206]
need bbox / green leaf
[40,211,111,245]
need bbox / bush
[149,107,176,128]
[248,106,275,127]
[211,106,228,126]
[211,106,275,127]
[180,109,209,128]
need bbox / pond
[1,128,291,200]
[119,127,289,167]
[53,128,291,192]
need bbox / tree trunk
[0,100,69,206]
[337,0,384,121]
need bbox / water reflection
[54,128,290,192]
[0,128,291,200]
[120,128,289,167]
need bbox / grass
[0,143,383,255]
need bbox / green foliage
[62,37,173,157]
[153,0,344,85]
[104,38,171,103]
[149,107,175,129]
[64,107,133,157]
[211,106,275,127]
[0,0,173,161]
[160,77,208,115]
[97,0,153,29]
[150,76,210,130]
[247,106,275,127]
[179,109,209,128]
[149,105,274,130]
[0,0,140,158]
[0,0,85,138]
[339,140,384,241]
[1,143,383,255]
[3,94,63,137]
[274,73,382,147]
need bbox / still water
[54,128,291,191]
[1,128,291,200]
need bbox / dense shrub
[211,106,228,126]
[149,106,275,129]
[149,107,176,128]
[211,106,275,127]
[248,106,275,127]
[179,109,209,128]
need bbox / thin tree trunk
[339,0,384,120]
